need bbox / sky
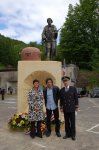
[0,0,79,44]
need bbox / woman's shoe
[30,134,35,138]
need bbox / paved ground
[0,94,99,150]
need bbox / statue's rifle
[57,27,61,32]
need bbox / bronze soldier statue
[42,18,58,60]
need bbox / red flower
[16,119,20,123]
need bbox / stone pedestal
[17,61,61,113]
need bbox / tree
[0,34,27,68]
[59,0,99,70]
[91,48,99,71]
[0,36,11,65]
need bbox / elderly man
[42,18,58,60]
[60,76,79,141]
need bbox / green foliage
[58,0,99,70]
[90,48,99,71]
[0,34,26,68]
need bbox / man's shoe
[63,135,68,139]
[46,131,51,137]
[56,132,61,137]
[72,137,76,140]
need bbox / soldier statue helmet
[47,18,53,23]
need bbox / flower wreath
[8,113,47,133]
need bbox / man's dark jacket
[60,86,78,112]
[43,86,60,107]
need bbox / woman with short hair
[27,79,44,138]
